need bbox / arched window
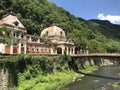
[57,47,62,54]
[71,48,73,54]
[68,48,70,54]
[60,31,62,35]
[46,31,49,36]
[13,21,19,26]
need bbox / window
[13,32,16,37]
[13,21,19,26]
[60,31,62,35]
[41,48,43,53]
[27,46,30,51]
[36,47,39,52]
[32,38,38,42]
[13,40,17,46]
[21,34,24,38]
[46,31,49,36]
[32,46,35,52]
[45,48,47,52]
[21,43,24,47]
[49,49,51,53]
[16,32,20,37]
[40,38,44,43]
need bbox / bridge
[1,53,120,59]
[70,53,120,68]
[71,53,120,58]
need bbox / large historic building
[0,13,75,55]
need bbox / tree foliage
[0,25,12,45]
[0,0,120,52]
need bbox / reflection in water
[61,65,120,90]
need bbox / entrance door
[57,47,62,54]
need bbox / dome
[40,25,66,41]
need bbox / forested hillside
[0,0,120,53]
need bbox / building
[0,13,75,55]
[40,25,75,54]
[0,13,27,54]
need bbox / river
[61,65,120,90]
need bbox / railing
[71,53,120,57]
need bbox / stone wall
[0,68,8,90]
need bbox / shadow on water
[78,71,120,81]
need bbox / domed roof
[40,25,66,39]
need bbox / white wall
[0,44,5,54]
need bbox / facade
[41,25,75,54]
[0,13,75,55]
[0,13,27,54]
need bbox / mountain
[89,19,120,39]
[0,0,120,53]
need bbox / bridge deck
[71,53,120,57]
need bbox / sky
[49,0,120,24]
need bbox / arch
[46,31,49,36]
[57,47,62,54]
[71,48,73,54]
[75,47,80,54]
[68,47,70,54]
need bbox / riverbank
[17,71,75,90]
[17,65,97,90]
[0,55,99,90]
[60,65,98,90]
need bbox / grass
[79,65,98,74]
[17,65,97,90]
[17,71,76,90]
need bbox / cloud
[97,13,120,24]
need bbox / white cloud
[97,13,120,24]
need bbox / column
[24,42,27,54]
[86,49,89,54]
[66,47,68,55]
[80,49,82,54]
[73,47,75,54]
[18,41,21,54]
[10,40,13,54]
[62,48,64,55]
[29,37,31,42]
[37,38,40,43]
[53,47,57,54]
[18,32,21,38]
[1,44,5,54]
[55,49,57,54]
[24,34,26,40]
[70,48,71,54]
[10,45,13,54]
[51,47,54,54]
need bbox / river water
[61,65,120,90]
